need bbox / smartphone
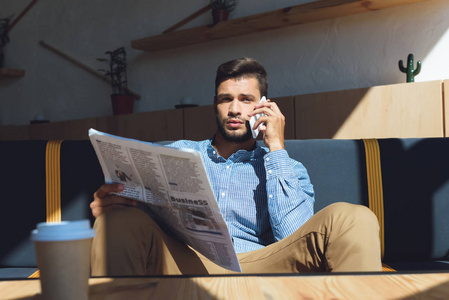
[249,96,267,138]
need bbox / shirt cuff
[264,149,295,179]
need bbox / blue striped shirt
[167,138,315,253]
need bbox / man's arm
[90,183,138,218]
[249,100,314,239]
[265,151,315,241]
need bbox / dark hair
[215,57,268,97]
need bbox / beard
[216,116,253,143]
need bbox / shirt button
[266,157,270,162]
[213,151,216,155]
[221,192,225,197]
[268,170,273,174]
[269,194,273,199]
[226,166,230,169]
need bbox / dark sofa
[1,138,449,278]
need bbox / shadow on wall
[288,1,449,141]
[130,0,449,113]
[293,79,445,140]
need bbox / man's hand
[248,99,285,152]
[90,183,138,218]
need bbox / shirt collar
[206,136,267,162]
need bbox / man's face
[214,77,261,142]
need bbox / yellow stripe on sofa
[362,139,385,260]
[29,141,63,279]
[382,263,396,272]
[28,270,40,278]
[46,140,63,223]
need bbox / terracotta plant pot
[111,94,134,115]
[212,9,229,24]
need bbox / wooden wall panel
[28,118,97,140]
[295,88,367,139]
[29,122,65,140]
[183,105,216,141]
[62,118,98,140]
[117,110,183,142]
[96,116,119,136]
[295,81,444,139]
[272,96,295,140]
[0,125,29,140]
[2,80,447,141]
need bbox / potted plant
[97,47,134,115]
[210,0,237,24]
[0,18,10,68]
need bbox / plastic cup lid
[31,219,95,241]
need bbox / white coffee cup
[31,220,95,300]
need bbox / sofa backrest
[284,139,369,211]
[0,140,103,267]
[285,138,449,263]
[1,138,449,268]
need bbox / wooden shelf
[131,0,429,52]
[0,68,25,79]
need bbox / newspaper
[88,129,241,272]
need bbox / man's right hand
[90,183,138,218]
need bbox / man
[90,58,382,276]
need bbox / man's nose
[228,99,241,116]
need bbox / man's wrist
[268,142,285,152]
[264,149,294,179]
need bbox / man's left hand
[248,99,285,152]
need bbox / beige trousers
[91,202,382,276]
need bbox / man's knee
[319,203,381,271]
[319,202,379,230]
[321,202,377,218]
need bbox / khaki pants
[91,202,382,276]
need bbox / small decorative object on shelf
[30,113,49,124]
[97,47,134,115]
[399,54,421,83]
[0,18,10,68]
[175,96,198,109]
[210,0,237,24]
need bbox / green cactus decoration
[399,54,421,83]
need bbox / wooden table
[2,272,449,299]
